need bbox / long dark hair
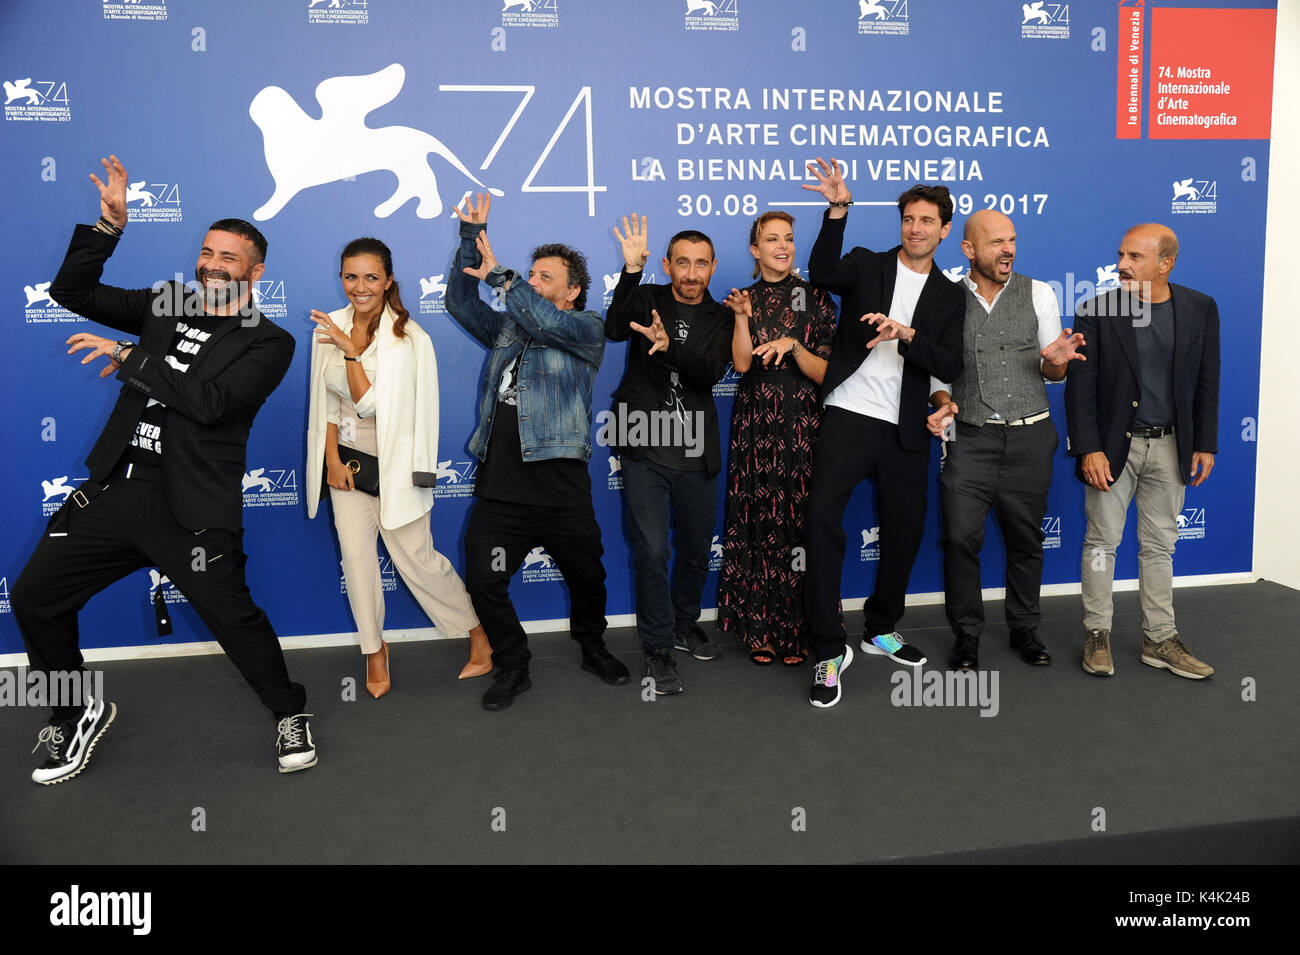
[340,237,409,341]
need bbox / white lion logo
[943,265,967,283]
[308,1,342,8]
[1172,178,1201,201]
[603,273,621,295]
[710,535,723,560]
[419,275,447,300]
[861,526,880,547]
[1022,2,1051,25]
[126,181,158,207]
[242,468,274,493]
[608,455,622,477]
[42,477,74,503]
[522,546,553,570]
[1176,514,1189,528]
[435,460,463,484]
[249,63,502,221]
[25,282,54,307]
[1096,264,1121,290]
[3,78,42,106]
[859,0,888,20]
[149,569,172,592]
[503,0,536,11]
[686,0,718,15]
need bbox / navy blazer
[807,210,965,452]
[50,224,295,530]
[1064,283,1220,486]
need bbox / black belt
[1129,426,1174,438]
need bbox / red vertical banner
[1116,2,1145,139]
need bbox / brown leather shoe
[1141,634,1213,679]
[1082,629,1114,676]
[366,640,391,699]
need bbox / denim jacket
[446,220,605,463]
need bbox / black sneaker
[31,696,116,786]
[482,668,532,711]
[275,713,317,774]
[673,622,721,661]
[809,644,853,709]
[644,649,683,695]
[580,644,631,685]
[860,631,926,666]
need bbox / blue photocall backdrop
[0,0,1275,654]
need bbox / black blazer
[1064,284,1220,485]
[50,224,295,530]
[604,268,732,477]
[807,211,964,452]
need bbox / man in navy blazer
[801,158,965,708]
[1065,223,1219,680]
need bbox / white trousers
[330,487,480,654]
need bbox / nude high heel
[366,640,391,698]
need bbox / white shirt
[826,258,929,424]
[930,275,1064,408]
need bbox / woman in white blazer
[307,237,493,697]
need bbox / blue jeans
[621,457,718,652]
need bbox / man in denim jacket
[447,194,630,711]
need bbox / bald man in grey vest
[928,210,1084,670]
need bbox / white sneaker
[276,713,317,773]
[32,696,116,785]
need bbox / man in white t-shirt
[801,159,966,708]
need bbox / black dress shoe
[482,668,532,711]
[949,633,979,671]
[1010,628,1052,665]
[580,644,631,685]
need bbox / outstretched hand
[455,192,492,225]
[67,332,129,379]
[1041,328,1086,367]
[723,288,753,321]
[630,308,670,355]
[89,155,128,228]
[862,312,914,348]
[461,231,499,281]
[613,213,649,271]
[800,157,852,205]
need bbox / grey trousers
[1080,434,1185,641]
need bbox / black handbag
[332,445,380,496]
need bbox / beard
[196,265,253,307]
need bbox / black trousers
[463,497,608,672]
[804,406,930,662]
[940,417,1058,638]
[12,475,307,722]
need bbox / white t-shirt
[825,258,930,424]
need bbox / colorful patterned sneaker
[31,696,116,786]
[1141,635,1214,680]
[275,713,317,773]
[860,632,926,666]
[809,644,854,708]
[1082,629,1114,676]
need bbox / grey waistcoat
[952,272,1048,425]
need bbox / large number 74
[438,85,606,216]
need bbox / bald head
[1117,223,1178,302]
[961,209,1017,295]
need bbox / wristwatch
[112,341,133,364]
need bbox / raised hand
[89,154,128,228]
[613,213,649,271]
[723,288,753,321]
[927,401,959,439]
[629,307,670,355]
[310,309,360,358]
[454,192,492,225]
[800,156,852,205]
[67,332,128,379]
[460,231,499,281]
[861,312,914,348]
[1041,328,1086,366]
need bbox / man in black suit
[801,158,965,708]
[604,215,732,694]
[13,155,314,784]
[1065,223,1218,679]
